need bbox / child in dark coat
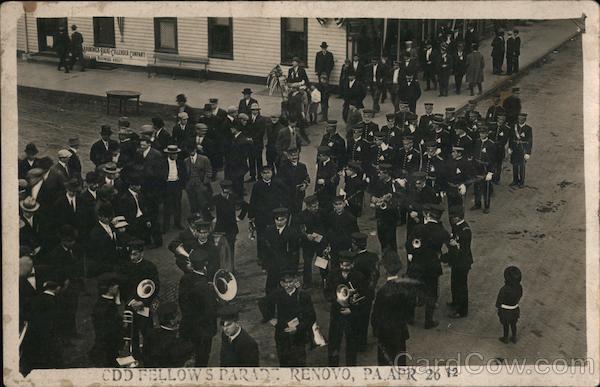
[496,265,522,343]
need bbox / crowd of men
[18,25,532,373]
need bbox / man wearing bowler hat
[315,146,339,211]
[277,148,310,215]
[55,25,71,73]
[209,179,248,264]
[238,88,258,116]
[315,41,334,79]
[90,125,118,167]
[151,117,172,153]
[65,136,82,180]
[143,302,194,367]
[219,304,260,367]
[19,143,40,180]
[341,70,367,122]
[247,102,267,182]
[161,144,187,232]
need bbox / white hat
[178,112,189,119]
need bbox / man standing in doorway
[315,41,334,80]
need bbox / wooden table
[106,90,141,115]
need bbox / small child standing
[309,84,322,124]
[496,266,523,343]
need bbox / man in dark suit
[247,103,267,182]
[503,87,522,127]
[118,174,162,248]
[85,203,118,277]
[69,24,85,71]
[342,72,367,122]
[249,166,287,268]
[19,143,40,180]
[491,30,505,74]
[90,125,118,167]
[238,88,258,116]
[464,23,479,55]
[219,304,260,367]
[505,30,516,75]
[143,302,194,367]
[366,57,385,113]
[151,117,172,153]
[161,145,187,231]
[52,178,92,237]
[398,73,422,114]
[184,143,213,215]
[55,25,70,73]
[513,29,521,72]
[325,196,360,265]
[136,135,166,236]
[51,149,73,190]
[176,94,196,124]
[19,197,46,253]
[320,120,347,169]
[421,41,439,91]
[266,114,285,171]
[210,180,247,264]
[88,272,121,367]
[168,220,220,276]
[294,194,328,288]
[64,136,82,180]
[172,112,196,157]
[453,41,468,94]
[399,52,418,78]
[277,149,310,215]
[350,54,365,81]
[287,56,310,85]
[508,112,533,188]
[315,41,334,79]
[19,254,40,342]
[225,124,251,199]
[178,250,217,367]
[437,45,454,97]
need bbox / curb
[456,30,581,115]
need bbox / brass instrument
[370,193,393,210]
[116,310,138,367]
[213,269,238,302]
[336,282,365,308]
[136,279,156,299]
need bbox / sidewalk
[17,19,578,126]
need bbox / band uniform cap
[176,94,187,102]
[279,269,299,280]
[448,205,464,219]
[320,41,328,48]
[97,272,121,288]
[496,111,507,117]
[303,194,318,205]
[20,197,40,212]
[425,140,437,148]
[242,88,253,94]
[333,195,345,204]
[220,179,233,188]
[158,302,179,320]
[111,215,129,228]
[445,107,456,112]
[250,102,261,110]
[218,303,241,321]
[346,161,363,173]
[402,135,415,142]
[272,207,290,218]
[373,131,386,138]
[424,203,445,218]
[352,126,364,132]
[187,212,204,225]
[504,265,522,283]
[424,102,434,106]
[118,117,131,127]
[326,119,338,126]
[24,143,39,155]
[164,145,182,154]
[127,239,145,252]
[317,145,331,155]
[433,113,445,122]
[518,112,528,117]
[68,136,80,147]
[102,162,122,174]
[385,113,395,120]
[338,249,357,263]
[196,220,212,231]
[177,112,189,120]
[56,149,71,159]
[351,232,368,243]
[411,171,428,181]
[512,87,520,92]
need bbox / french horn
[136,279,156,299]
[213,269,238,302]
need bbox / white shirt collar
[229,327,242,342]
[101,294,115,300]
[387,275,399,281]
[143,147,151,158]
[43,290,56,296]
[456,219,465,225]
[160,325,177,331]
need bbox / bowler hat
[279,269,299,280]
[176,94,187,102]
[272,207,290,218]
[127,239,145,252]
[209,98,219,104]
[242,88,253,95]
[152,117,165,127]
[292,56,301,63]
[448,205,464,219]
[218,304,241,321]
[24,143,39,156]
[65,178,81,192]
[68,136,80,147]
[320,41,328,48]
[118,117,130,128]
[100,125,113,135]
[338,250,356,263]
[20,197,40,213]
[303,195,318,205]
[220,179,233,188]
[332,195,345,204]
[71,24,77,30]
[346,161,363,173]
[164,144,182,154]
[411,171,427,182]
[351,232,368,244]
[326,120,337,126]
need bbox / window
[93,17,115,47]
[208,17,233,59]
[154,18,178,53]
[281,18,307,65]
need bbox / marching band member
[89,272,122,367]
[143,302,194,367]
[508,112,533,188]
[218,304,260,367]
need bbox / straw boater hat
[102,162,122,174]
[20,196,40,213]
[164,145,181,154]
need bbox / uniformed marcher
[320,120,347,169]
[486,94,505,122]
[218,304,260,367]
[369,164,399,251]
[277,148,310,215]
[89,272,122,367]
[421,141,446,191]
[346,127,371,170]
[143,302,194,367]
[444,146,476,213]
[441,206,473,318]
[325,196,360,267]
[295,195,328,289]
[342,161,368,218]
[351,233,379,352]
[371,251,416,366]
[452,125,474,160]
[380,113,401,147]
[405,171,441,241]
[178,249,218,367]
[325,250,369,366]
[396,136,422,177]
[508,112,533,188]
[503,87,522,127]
[361,109,380,142]
[120,239,160,359]
[488,112,510,184]
[471,127,497,212]
[367,132,396,190]
[405,204,450,329]
[315,146,339,211]
[431,114,452,158]
[262,269,316,367]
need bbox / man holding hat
[472,126,497,212]
[502,87,522,127]
[262,269,316,367]
[508,112,533,187]
[325,250,369,366]
[90,125,118,167]
[405,203,450,329]
[277,148,310,215]
[315,146,339,211]
[143,302,194,367]
[488,112,510,184]
[371,250,415,366]
[315,41,334,79]
[219,304,260,367]
[238,88,258,116]
[89,272,122,367]
[19,143,40,180]
[343,161,368,218]
[121,239,160,359]
[263,208,302,294]
[320,120,347,169]
[441,206,473,319]
[178,249,218,366]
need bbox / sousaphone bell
[213,269,237,302]
[136,279,156,299]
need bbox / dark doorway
[37,17,68,53]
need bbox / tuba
[116,310,139,367]
[136,279,156,299]
[213,269,238,302]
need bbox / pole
[396,19,401,62]
[382,19,387,57]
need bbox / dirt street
[17,36,585,367]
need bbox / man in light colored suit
[184,143,213,215]
[275,116,303,165]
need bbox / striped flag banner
[334,18,345,27]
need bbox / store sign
[83,45,147,66]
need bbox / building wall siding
[25,14,38,52]
[17,16,26,51]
